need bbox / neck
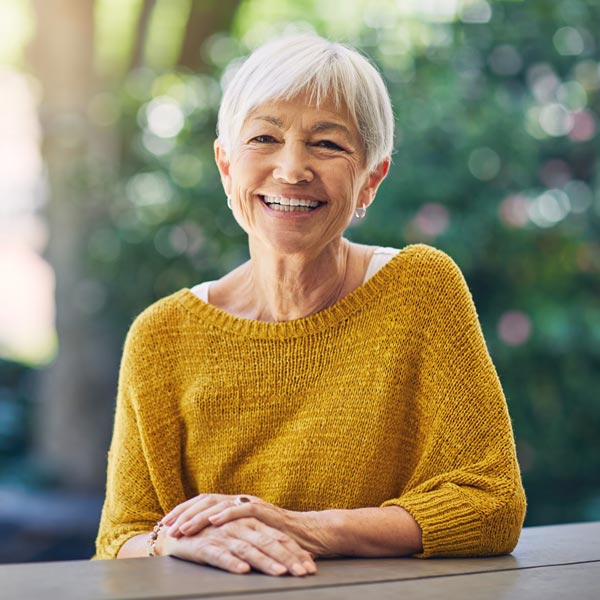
[242,238,351,322]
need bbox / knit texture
[95,244,526,559]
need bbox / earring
[227,196,232,210]
[354,205,367,219]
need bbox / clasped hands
[158,494,322,576]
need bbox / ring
[233,495,252,506]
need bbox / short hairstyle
[217,34,394,171]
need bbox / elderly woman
[95,34,526,576]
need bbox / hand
[163,493,329,557]
[159,517,317,576]
[164,493,267,539]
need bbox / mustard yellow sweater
[95,244,526,559]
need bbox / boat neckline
[174,244,421,339]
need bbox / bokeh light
[413,203,450,238]
[145,97,185,138]
[468,147,501,181]
[499,194,529,228]
[498,311,532,347]
[553,27,585,56]
[568,109,596,141]
[527,190,571,228]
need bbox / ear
[214,139,232,196]
[357,157,390,210]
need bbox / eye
[314,140,344,151]
[250,135,277,144]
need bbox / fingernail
[208,515,220,524]
[236,562,250,574]
[303,561,316,573]
[291,563,307,576]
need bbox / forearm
[307,506,423,557]
[116,532,150,558]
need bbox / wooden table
[1,522,598,599]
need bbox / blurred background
[1,0,599,564]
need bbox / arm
[116,533,148,558]
[95,318,183,560]
[210,504,423,557]
[382,249,526,557]
[305,506,422,557]
[99,328,315,575]
[164,496,422,557]
[94,375,164,559]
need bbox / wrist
[148,521,172,557]
[303,509,345,557]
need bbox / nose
[272,142,313,184]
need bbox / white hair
[217,35,394,171]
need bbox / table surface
[1,521,598,600]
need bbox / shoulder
[398,243,459,270]
[123,289,191,356]
[392,244,467,291]
[374,245,475,327]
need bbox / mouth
[260,195,324,213]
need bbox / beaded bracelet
[147,521,164,557]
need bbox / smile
[260,195,323,212]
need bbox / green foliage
[353,2,600,524]
[89,0,600,525]
[6,0,599,526]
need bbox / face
[215,93,389,256]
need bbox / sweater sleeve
[94,326,166,559]
[381,249,526,557]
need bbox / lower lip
[259,197,324,218]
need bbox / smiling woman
[211,92,389,307]
[95,34,526,576]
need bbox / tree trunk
[30,0,118,492]
[29,0,243,493]
[129,0,157,71]
[178,0,242,71]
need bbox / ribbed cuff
[382,486,483,558]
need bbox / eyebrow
[311,121,352,137]
[251,116,352,138]
[254,116,284,127]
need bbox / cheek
[326,160,364,205]
[228,156,262,199]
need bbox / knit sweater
[95,244,526,560]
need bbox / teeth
[263,196,320,208]
[268,204,314,212]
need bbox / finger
[196,541,252,575]
[163,494,210,525]
[279,535,318,574]
[234,520,316,576]
[212,510,317,574]
[228,538,288,576]
[208,503,258,527]
[209,501,283,531]
[209,504,316,569]
[177,502,234,537]
[169,496,231,536]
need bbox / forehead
[244,93,358,135]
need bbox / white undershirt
[190,247,400,303]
